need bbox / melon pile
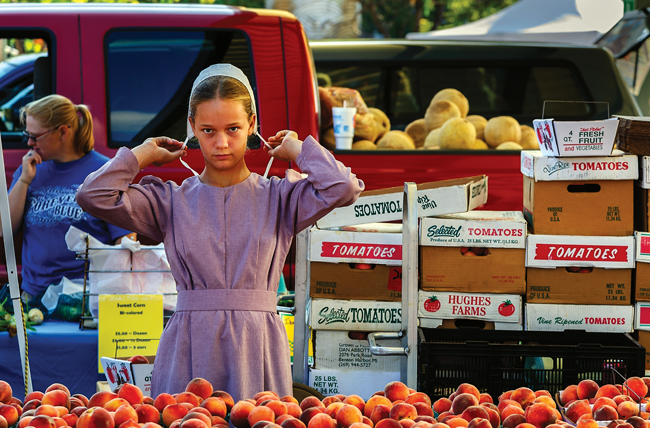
[405,89,540,151]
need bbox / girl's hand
[134,137,186,169]
[19,150,42,185]
[266,130,302,162]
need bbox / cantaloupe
[466,115,487,141]
[471,139,489,150]
[424,100,461,132]
[352,140,377,150]
[376,131,416,150]
[423,128,441,148]
[354,113,379,142]
[484,116,521,148]
[405,118,427,148]
[519,125,539,150]
[438,118,476,150]
[496,142,524,150]
[369,108,390,140]
[321,127,335,150]
[431,88,469,118]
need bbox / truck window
[105,30,253,148]
[0,35,51,149]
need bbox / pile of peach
[558,377,650,428]
[0,378,234,428]
[432,383,563,428]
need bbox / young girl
[76,64,364,400]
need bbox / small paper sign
[98,294,163,372]
[280,313,313,365]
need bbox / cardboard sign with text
[532,118,618,157]
[100,356,155,396]
[525,303,634,332]
[526,235,635,269]
[521,150,637,181]
[417,291,522,324]
[309,368,399,400]
[310,299,401,332]
[313,330,401,372]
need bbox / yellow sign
[98,294,163,372]
[281,313,313,364]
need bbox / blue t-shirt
[10,151,132,296]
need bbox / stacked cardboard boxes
[307,176,488,398]
[522,144,638,332]
[417,211,526,330]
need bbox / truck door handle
[368,331,409,356]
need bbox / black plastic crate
[418,329,645,400]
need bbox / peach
[76,407,114,428]
[502,415,526,428]
[86,392,117,410]
[179,419,207,428]
[593,405,618,421]
[575,418,598,428]
[623,379,648,402]
[195,397,224,419]
[337,404,363,428]
[414,416,435,424]
[451,395,479,416]
[429,424,450,428]
[460,407,489,422]
[438,412,454,422]
[181,411,212,427]
[531,397,555,409]
[71,407,88,418]
[0,383,10,406]
[212,415,228,425]
[154,394,176,413]
[17,415,32,428]
[615,424,634,428]
[614,396,634,406]
[535,392,552,399]
[433,399,452,415]
[176,393,200,408]
[466,418,491,428]
[593,397,618,412]
[399,420,415,428]
[405,394,431,408]
[525,403,557,428]
[498,400,521,414]
[511,389,536,410]
[617,402,639,419]
[577,381,600,401]
[362,416,373,427]
[389,403,418,421]
[281,418,307,428]
[375,419,402,428]
[307,413,335,428]
[276,415,294,425]
[456,385,480,402]
[350,423,372,428]
[446,418,469,428]
[501,405,525,420]
[597,386,622,400]
[136,404,161,424]
[478,395,493,405]
[210,392,234,413]
[113,405,137,427]
[625,416,645,428]
[481,403,498,412]
[115,384,142,407]
[412,402,432,417]
[300,408,325,426]
[301,398,325,412]
[515,424,538,428]
[35,405,59,418]
[25,393,45,403]
[103,398,129,412]
[23,400,41,413]
[559,387,579,407]
[69,398,85,410]
[280,397,300,406]
[62,413,78,428]
[162,404,190,428]
[70,396,88,409]
[55,407,69,417]
[325,403,345,420]
[365,396,393,418]
[52,416,66,428]
[42,391,70,410]
[483,408,499,428]
[499,392,513,402]
[566,400,592,424]
[384,383,410,403]
[285,403,302,419]
[183,379,212,402]
[344,396,366,413]
[0,405,18,427]
[46,385,70,397]
[322,398,341,408]
[370,405,391,425]
[29,415,57,428]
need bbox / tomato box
[634,302,650,331]
[310,262,402,302]
[532,118,619,157]
[525,235,635,269]
[418,291,522,325]
[525,303,634,332]
[419,211,526,293]
[313,330,401,372]
[521,150,637,236]
[100,356,155,396]
[309,228,402,265]
[635,232,650,301]
[316,175,488,228]
[309,368,399,400]
[526,267,631,305]
[636,330,650,370]
[635,157,650,231]
[310,298,401,332]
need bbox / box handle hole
[460,247,489,256]
[349,263,375,270]
[567,183,601,193]
[348,331,368,340]
[565,267,593,273]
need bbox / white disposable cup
[332,106,356,150]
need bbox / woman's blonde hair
[189,76,254,124]
[21,94,94,154]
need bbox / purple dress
[76,136,364,401]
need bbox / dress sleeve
[278,135,364,235]
[75,147,172,242]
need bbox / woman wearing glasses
[5,94,134,309]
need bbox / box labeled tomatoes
[526,235,635,269]
[310,262,402,302]
[313,330,401,372]
[309,229,402,265]
[521,150,638,181]
[100,356,155,396]
[310,298,401,332]
[531,118,619,157]
[417,291,522,324]
[525,303,634,332]
[309,368,399,400]
[316,175,488,228]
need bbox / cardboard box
[313,330,401,372]
[526,235,635,269]
[420,246,525,294]
[636,330,650,370]
[100,356,155,396]
[418,318,523,331]
[636,232,650,301]
[316,175,488,228]
[309,229,402,265]
[525,303,634,332]
[419,211,526,248]
[521,150,638,182]
[634,185,650,232]
[523,176,634,236]
[309,368,399,400]
[532,118,618,157]
[310,299,401,332]
[418,291,522,324]
[635,302,650,331]
[526,267,631,305]
[638,156,650,189]
[310,262,401,301]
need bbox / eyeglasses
[22,129,53,142]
